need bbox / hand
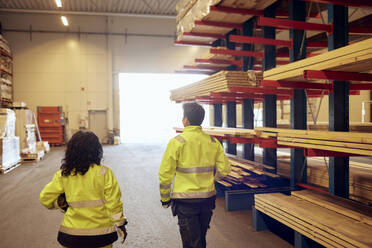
[57,193,69,213]
[117,224,127,244]
[161,200,171,209]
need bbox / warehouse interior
[1,0,372,248]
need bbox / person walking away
[159,102,231,248]
[40,131,128,248]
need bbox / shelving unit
[0,32,13,108]
[173,0,372,246]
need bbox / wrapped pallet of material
[25,124,37,152]
[0,136,21,170]
[15,109,34,150]
[0,108,15,137]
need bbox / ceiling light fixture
[61,16,69,26]
[55,0,62,8]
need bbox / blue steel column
[213,38,223,128]
[262,3,277,171]
[226,29,237,155]
[328,4,349,198]
[242,18,255,160]
[289,0,307,188]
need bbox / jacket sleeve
[158,138,181,203]
[103,166,126,226]
[40,170,64,210]
[215,140,231,178]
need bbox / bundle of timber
[277,122,372,133]
[264,37,372,81]
[276,157,372,205]
[176,0,275,42]
[173,126,256,138]
[176,0,198,23]
[256,127,372,156]
[170,70,261,101]
[199,47,235,60]
[216,156,284,189]
[255,191,372,248]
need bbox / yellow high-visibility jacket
[40,164,125,247]
[159,126,231,202]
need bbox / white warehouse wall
[0,13,208,135]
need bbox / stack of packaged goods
[0,34,13,106]
[0,108,21,172]
[14,108,45,161]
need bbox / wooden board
[263,38,372,81]
[255,193,372,248]
[291,190,372,226]
[177,0,276,42]
[171,70,260,101]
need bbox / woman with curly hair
[40,131,127,248]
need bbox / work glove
[57,193,69,213]
[161,200,171,209]
[117,220,128,244]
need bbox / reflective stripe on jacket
[159,126,231,202]
[40,164,125,237]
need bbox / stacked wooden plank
[170,70,261,101]
[263,37,372,81]
[255,191,372,248]
[176,0,276,43]
[274,156,372,204]
[216,156,282,188]
[173,126,256,138]
[277,122,372,133]
[256,127,372,156]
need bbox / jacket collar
[183,126,202,133]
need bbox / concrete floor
[0,144,292,248]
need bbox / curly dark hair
[61,131,103,176]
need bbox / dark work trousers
[172,199,215,248]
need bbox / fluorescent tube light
[55,0,62,8]
[61,16,69,26]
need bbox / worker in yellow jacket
[40,131,127,248]
[159,102,231,248]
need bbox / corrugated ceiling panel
[0,0,177,15]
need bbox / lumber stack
[173,126,256,138]
[274,156,372,205]
[216,156,282,189]
[255,191,372,248]
[176,0,275,43]
[277,122,372,133]
[199,47,234,60]
[256,127,372,156]
[263,37,372,81]
[170,70,261,101]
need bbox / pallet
[21,150,45,163]
[0,162,21,175]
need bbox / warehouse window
[119,73,208,143]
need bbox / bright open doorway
[119,73,209,143]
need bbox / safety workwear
[159,126,231,203]
[40,164,126,247]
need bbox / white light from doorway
[55,0,62,8]
[61,16,69,26]
[119,73,208,143]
